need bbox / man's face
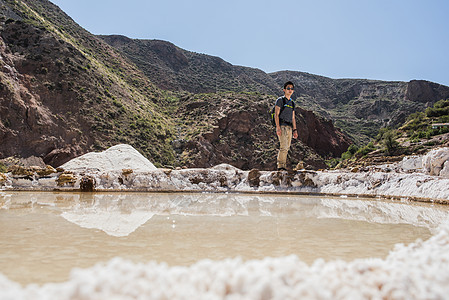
[283,85,294,98]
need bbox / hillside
[335,98,449,169]
[98,35,279,95]
[99,35,449,144]
[0,0,350,170]
[0,0,176,166]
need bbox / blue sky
[49,0,449,86]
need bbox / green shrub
[356,141,376,157]
[383,130,399,155]
[434,99,449,109]
[376,127,391,142]
[341,150,353,160]
[347,144,359,155]
[326,158,341,169]
[426,99,449,118]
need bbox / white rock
[398,155,423,172]
[440,161,449,178]
[60,144,157,173]
[422,147,449,176]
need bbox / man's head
[283,81,294,98]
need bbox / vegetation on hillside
[330,99,449,168]
[401,99,449,141]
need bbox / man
[274,81,298,171]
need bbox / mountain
[0,0,350,170]
[0,0,175,167]
[98,35,279,95]
[99,35,449,144]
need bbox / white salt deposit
[60,144,156,172]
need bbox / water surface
[1,191,446,285]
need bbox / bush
[426,106,449,118]
[326,158,341,169]
[356,142,376,157]
[426,99,449,118]
[376,127,391,142]
[340,143,359,160]
[341,151,353,160]
[347,144,359,155]
[383,130,399,155]
[434,99,449,109]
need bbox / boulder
[423,148,449,176]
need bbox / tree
[382,130,399,155]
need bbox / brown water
[0,191,446,285]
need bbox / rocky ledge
[1,144,448,203]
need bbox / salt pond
[1,191,446,287]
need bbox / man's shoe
[277,167,287,171]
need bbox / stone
[57,172,77,187]
[398,155,423,172]
[0,173,7,183]
[36,165,57,176]
[295,161,305,170]
[423,147,449,176]
[80,175,95,192]
[122,169,133,176]
[248,169,261,187]
[8,165,35,176]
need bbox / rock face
[175,93,351,170]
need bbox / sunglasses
[285,87,294,90]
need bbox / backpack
[270,97,286,126]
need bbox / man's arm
[292,111,298,139]
[275,106,282,137]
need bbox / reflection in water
[0,191,447,285]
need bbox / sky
[49,0,449,86]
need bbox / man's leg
[277,126,292,169]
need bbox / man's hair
[283,81,294,89]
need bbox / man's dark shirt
[275,96,295,126]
